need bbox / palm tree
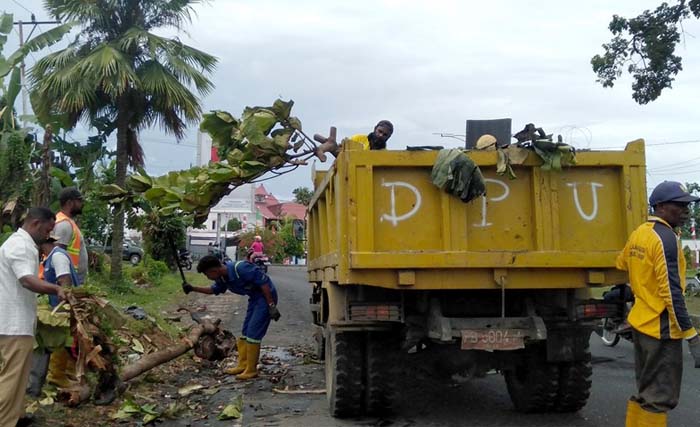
[30,1,217,281]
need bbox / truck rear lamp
[349,302,402,322]
[576,302,620,319]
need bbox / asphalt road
[260,266,700,427]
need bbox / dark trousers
[632,330,683,413]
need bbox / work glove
[268,303,281,321]
[182,283,194,294]
[688,335,700,368]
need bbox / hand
[268,303,281,321]
[182,283,194,294]
[56,287,67,301]
[688,336,700,368]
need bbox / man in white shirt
[0,208,66,427]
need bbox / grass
[88,263,212,337]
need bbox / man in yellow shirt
[347,120,393,150]
[617,181,700,426]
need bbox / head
[196,255,226,280]
[22,207,56,245]
[39,235,59,257]
[370,120,393,149]
[59,187,84,216]
[254,235,262,242]
[649,181,700,228]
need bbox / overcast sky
[4,0,700,199]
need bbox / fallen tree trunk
[120,318,220,382]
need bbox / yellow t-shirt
[348,134,370,150]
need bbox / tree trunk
[119,319,219,382]
[33,124,52,207]
[110,111,129,282]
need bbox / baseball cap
[649,181,700,206]
[46,234,59,243]
[58,187,83,205]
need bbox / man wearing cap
[348,120,393,150]
[0,207,66,426]
[54,187,88,285]
[617,181,700,426]
[46,187,87,393]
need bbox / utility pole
[13,15,61,125]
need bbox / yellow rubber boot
[627,400,668,427]
[224,338,248,375]
[626,400,641,427]
[638,407,667,427]
[236,342,260,380]
[47,348,76,388]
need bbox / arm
[54,221,73,250]
[260,283,275,306]
[187,285,215,295]
[652,238,697,338]
[19,275,66,300]
[53,252,74,287]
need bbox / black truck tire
[553,345,592,412]
[325,331,363,418]
[364,332,396,415]
[504,345,559,413]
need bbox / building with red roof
[254,184,306,228]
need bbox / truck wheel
[553,346,592,412]
[364,332,396,415]
[325,331,363,418]
[504,345,558,413]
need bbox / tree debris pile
[38,289,235,407]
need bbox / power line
[596,139,700,150]
[10,0,33,15]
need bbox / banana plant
[0,13,74,129]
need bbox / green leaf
[50,167,75,187]
[101,184,128,197]
[1,68,20,126]
[0,13,12,35]
[287,116,302,131]
[271,99,294,120]
[144,187,166,201]
[217,395,243,420]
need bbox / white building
[187,132,257,258]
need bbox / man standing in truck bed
[348,120,393,150]
[617,181,700,426]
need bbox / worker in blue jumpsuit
[183,253,280,380]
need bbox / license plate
[460,328,525,351]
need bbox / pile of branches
[48,289,234,406]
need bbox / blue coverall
[210,260,278,343]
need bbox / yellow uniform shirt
[348,134,371,150]
[616,216,697,339]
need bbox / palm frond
[76,44,139,97]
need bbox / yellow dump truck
[306,139,646,417]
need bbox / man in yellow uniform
[617,181,700,426]
[347,120,393,150]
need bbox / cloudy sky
[4,0,700,199]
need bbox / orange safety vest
[55,211,82,269]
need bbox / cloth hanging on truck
[431,149,486,203]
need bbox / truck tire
[553,345,592,412]
[325,331,363,418]
[504,345,559,413]
[364,332,396,415]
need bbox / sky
[4,0,700,199]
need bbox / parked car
[90,240,144,265]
